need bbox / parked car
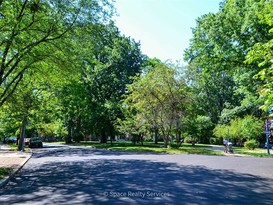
[29,137,43,148]
[24,138,30,145]
[7,137,17,143]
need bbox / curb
[0,151,32,189]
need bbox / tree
[213,124,230,140]
[59,79,91,143]
[245,0,273,110]
[241,115,263,141]
[2,72,48,151]
[54,23,145,143]
[79,25,145,143]
[123,60,189,148]
[214,115,263,147]
[0,48,72,150]
[184,0,270,127]
[0,0,113,106]
[229,118,244,145]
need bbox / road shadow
[1,155,273,205]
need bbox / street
[1,144,273,205]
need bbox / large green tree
[184,0,271,128]
[0,0,113,106]
[57,24,145,143]
[245,0,273,110]
[122,60,190,148]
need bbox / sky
[113,0,222,62]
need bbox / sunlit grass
[233,147,273,157]
[43,141,273,157]
[8,143,31,152]
[0,167,13,179]
[70,141,223,156]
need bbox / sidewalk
[0,144,32,188]
[207,144,248,157]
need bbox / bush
[168,144,180,149]
[244,139,258,150]
[73,133,84,143]
[209,137,216,145]
[184,136,198,145]
[144,136,153,142]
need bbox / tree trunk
[66,120,73,144]
[163,136,168,148]
[154,128,158,144]
[176,130,181,145]
[100,130,107,143]
[18,115,27,151]
[140,133,143,146]
[110,127,114,146]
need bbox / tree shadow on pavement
[1,155,273,205]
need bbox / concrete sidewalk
[0,144,32,188]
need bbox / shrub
[73,133,84,143]
[0,167,13,179]
[209,137,216,145]
[244,139,259,150]
[184,136,198,146]
[168,144,180,149]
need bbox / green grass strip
[0,167,13,179]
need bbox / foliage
[184,0,271,134]
[0,167,13,179]
[214,115,263,145]
[64,24,145,143]
[0,1,145,146]
[73,133,84,143]
[213,124,230,139]
[192,115,214,143]
[184,136,198,146]
[209,137,218,145]
[1,0,272,150]
[0,0,114,106]
[241,115,263,140]
[121,60,190,148]
[244,139,259,150]
[245,0,273,110]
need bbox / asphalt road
[1,144,273,205]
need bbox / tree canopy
[0,0,272,149]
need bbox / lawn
[70,141,224,156]
[53,141,273,157]
[0,167,13,180]
[233,147,273,157]
[8,143,31,152]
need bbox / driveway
[1,144,273,205]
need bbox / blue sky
[113,0,222,62]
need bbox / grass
[233,147,273,157]
[69,141,224,156]
[8,143,31,152]
[3,140,272,157]
[51,141,273,157]
[0,167,13,179]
